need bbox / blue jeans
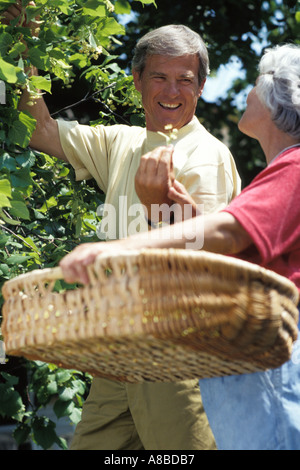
[199,315,300,450]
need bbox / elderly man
[4,3,240,449]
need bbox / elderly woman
[60,44,300,450]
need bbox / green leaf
[28,47,51,71]
[10,200,30,220]
[49,57,72,83]
[0,264,10,277]
[82,0,106,17]
[100,17,125,36]
[56,437,68,450]
[0,32,13,56]
[8,121,29,148]
[88,31,99,50]
[23,236,40,253]
[0,153,17,171]
[32,417,58,450]
[46,380,58,395]
[8,111,36,148]
[114,0,131,15]
[0,384,25,420]
[13,423,31,446]
[75,215,82,237]
[135,0,157,4]
[0,194,11,208]
[25,4,46,23]
[0,208,20,224]
[58,387,76,401]
[53,399,75,418]
[71,379,86,395]
[0,58,22,83]
[56,165,69,178]
[1,372,19,386]
[6,254,31,265]
[8,41,27,60]
[0,235,9,248]
[55,369,72,384]
[10,167,34,188]
[56,0,72,16]
[16,150,36,168]
[0,178,12,198]
[29,74,52,93]
[69,53,90,68]
[69,407,82,425]
[0,178,11,206]
[37,195,58,213]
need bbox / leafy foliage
[0,363,91,449]
[0,0,153,449]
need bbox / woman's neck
[259,129,300,164]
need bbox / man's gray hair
[132,25,210,84]
[256,44,300,139]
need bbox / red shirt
[224,146,300,293]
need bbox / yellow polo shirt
[57,116,241,239]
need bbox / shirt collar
[269,143,300,165]
[145,116,200,145]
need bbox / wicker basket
[2,249,299,382]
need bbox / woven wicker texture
[2,249,299,382]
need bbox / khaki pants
[70,377,216,450]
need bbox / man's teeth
[159,103,180,109]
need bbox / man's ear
[132,68,142,93]
[198,78,206,98]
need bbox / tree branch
[50,82,132,125]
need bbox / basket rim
[2,248,299,302]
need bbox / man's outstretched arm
[1,1,68,161]
[18,66,68,161]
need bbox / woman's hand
[59,242,115,285]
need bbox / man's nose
[165,80,180,97]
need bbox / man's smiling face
[133,54,205,132]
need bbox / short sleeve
[57,120,110,193]
[224,149,300,263]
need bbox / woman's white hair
[256,44,300,139]
[132,25,210,85]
